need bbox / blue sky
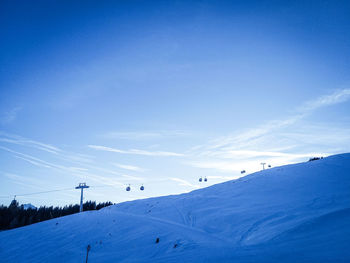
[1,0,350,206]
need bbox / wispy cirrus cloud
[0,145,127,187]
[0,133,166,203]
[169,177,199,189]
[0,131,61,154]
[0,146,81,172]
[113,163,146,172]
[0,132,97,166]
[196,88,350,153]
[2,172,45,190]
[202,150,331,160]
[1,172,77,199]
[186,88,350,173]
[188,160,258,173]
[88,145,184,157]
[298,88,350,112]
[120,174,143,181]
[0,131,169,195]
[101,130,188,140]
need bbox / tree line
[0,199,113,231]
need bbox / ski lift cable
[89,185,116,189]
[0,183,147,199]
[0,187,75,199]
[0,183,145,198]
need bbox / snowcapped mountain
[0,153,349,263]
[21,203,37,210]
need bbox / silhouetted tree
[0,200,113,230]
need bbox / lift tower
[75,183,89,212]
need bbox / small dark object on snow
[55,222,59,225]
[309,157,323,162]
[173,243,178,248]
[155,237,160,243]
[241,170,246,174]
[86,244,91,263]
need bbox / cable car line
[0,187,75,199]
[0,183,147,199]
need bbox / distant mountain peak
[22,203,37,210]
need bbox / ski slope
[1,153,350,263]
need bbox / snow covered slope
[1,153,350,263]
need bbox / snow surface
[1,153,350,263]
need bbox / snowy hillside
[1,153,350,263]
